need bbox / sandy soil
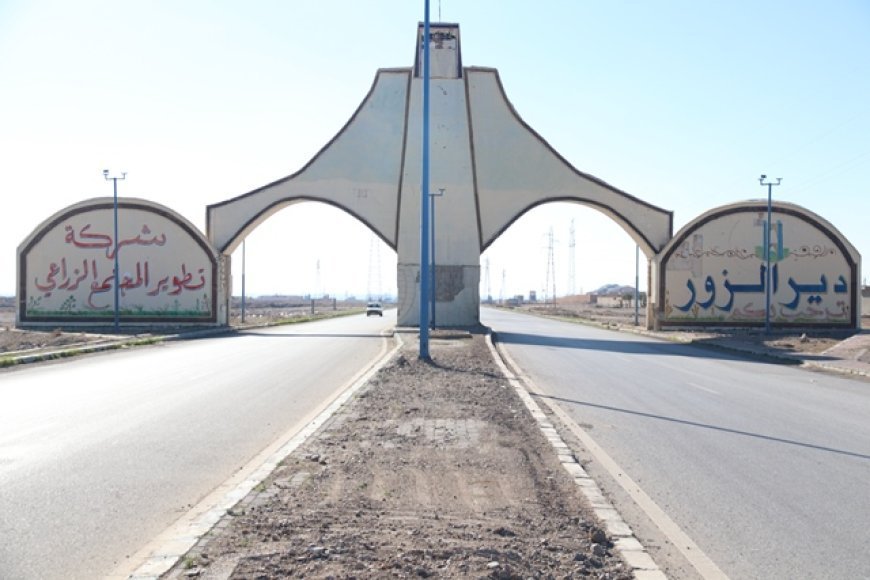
[163,331,632,579]
[520,303,865,361]
[0,304,361,358]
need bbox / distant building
[597,296,623,308]
[559,293,596,305]
[505,295,524,307]
[577,294,597,305]
[862,286,869,317]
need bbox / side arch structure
[207,69,410,256]
[18,197,221,327]
[653,200,861,329]
[468,67,673,258]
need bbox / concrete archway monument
[207,23,673,328]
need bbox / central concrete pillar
[397,24,479,327]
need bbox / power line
[718,111,868,194]
[786,149,870,195]
[765,111,867,174]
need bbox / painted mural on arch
[658,205,858,327]
[18,199,218,325]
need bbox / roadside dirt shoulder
[516,305,869,370]
[163,331,632,579]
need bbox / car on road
[366,302,383,317]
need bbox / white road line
[493,337,730,580]
[686,382,720,395]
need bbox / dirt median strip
[161,331,633,579]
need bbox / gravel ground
[163,331,632,579]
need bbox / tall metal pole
[241,239,246,324]
[419,1,432,359]
[103,170,126,333]
[759,174,782,334]
[635,245,640,326]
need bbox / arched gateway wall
[654,201,860,329]
[208,23,673,328]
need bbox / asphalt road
[482,307,870,580]
[0,311,394,580]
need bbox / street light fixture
[104,170,126,332]
[758,174,782,334]
[241,239,247,324]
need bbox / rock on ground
[164,332,632,579]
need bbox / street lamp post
[241,239,247,324]
[759,174,782,334]
[635,245,640,326]
[419,0,432,359]
[430,187,444,329]
[103,170,126,333]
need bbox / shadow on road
[240,331,387,339]
[537,393,870,461]
[493,330,838,363]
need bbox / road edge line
[112,330,404,580]
[487,331,730,580]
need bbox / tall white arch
[207,24,673,327]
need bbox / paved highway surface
[0,312,394,580]
[483,307,870,580]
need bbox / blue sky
[1,1,868,299]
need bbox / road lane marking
[491,335,730,580]
[686,382,720,395]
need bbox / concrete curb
[484,332,668,580]
[113,330,403,580]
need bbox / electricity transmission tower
[568,219,576,296]
[314,259,322,299]
[544,227,556,306]
[499,269,506,304]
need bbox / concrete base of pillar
[397,263,480,327]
